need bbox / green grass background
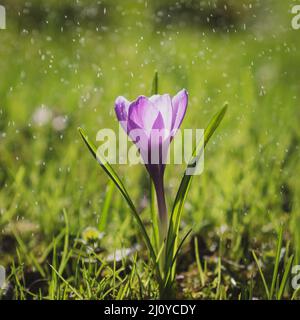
[0,0,300,299]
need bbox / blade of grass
[270,227,283,299]
[49,238,58,299]
[58,209,70,275]
[151,70,158,95]
[252,250,270,299]
[194,236,205,287]
[216,256,222,300]
[277,254,294,300]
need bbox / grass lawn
[0,0,300,299]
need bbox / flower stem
[155,176,168,242]
[152,170,168,275]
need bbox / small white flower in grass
[82,227,103,243]
[106,245,140,262]
[32,105,52,126]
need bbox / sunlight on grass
[0,0,300,300]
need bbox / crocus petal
[128,127,150,162]
[151,112,172,145]
[171,89,188,132]
[152,112,165,131]
[150,112,165,151]
[128,96,159,135]
[115,96,131,132]
[149,94,173,132]
[114,91,187,175]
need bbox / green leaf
[78,127,161,283]
[277,254,294,300]
[172,104,228,228]
[169,228,192,273]
[165,104,228,272]
[151,71,158,96]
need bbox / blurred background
[0,0,300,299]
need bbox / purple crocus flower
[115,89,188,237]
